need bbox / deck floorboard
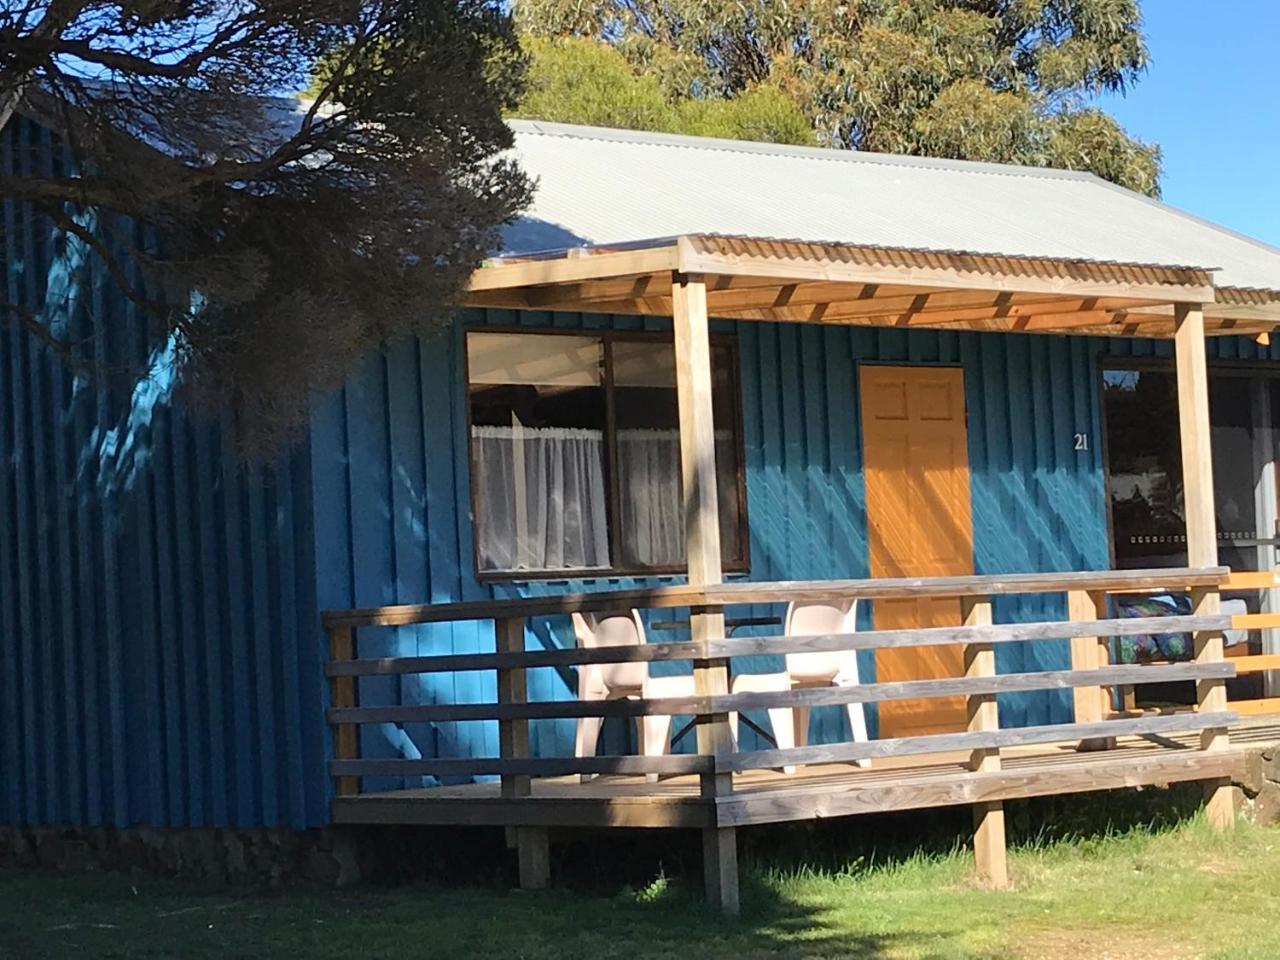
[332,718,1280,830]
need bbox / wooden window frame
[464,325,751,582]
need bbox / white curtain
[472,425,609,571]
[617,429,685,566]
[617,428,741,566]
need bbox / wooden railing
[1219,570,1280,717]
[1100,570,1280,718]
[323,565,1244,899]
[323,567,1238,787]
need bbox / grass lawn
[2,813,1278,960]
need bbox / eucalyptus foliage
[516,0,1161,194]
[514,35,815,145]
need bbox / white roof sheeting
[502,120,1280,292]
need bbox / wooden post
[962,596,1007,888]
[1175,303,1234,830]
[673,270,738,915]
[328,625,359,798]
[1068,589,1114,749]
[497,616,550,888]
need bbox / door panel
[861,366,974,738]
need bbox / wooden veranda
[325,233,1280,912]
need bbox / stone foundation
[0,824,362,887]
[1237,744,1280,824]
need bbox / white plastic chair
[730,599,870,772]
[571,611,695,777]
[1221,598,1249,650]
[785,599,870,763]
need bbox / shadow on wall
[1,175,325,829]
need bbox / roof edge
[505,118,1103,184]
[476,232,1219,304]
[490,231,1220,283]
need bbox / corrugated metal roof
[503,120,1280,292]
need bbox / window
[1101,361,1280,572]
[466,330,748,577]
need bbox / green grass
[3,815,1279,960]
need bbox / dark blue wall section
[0,116,327,829]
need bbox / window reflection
[1103,368,1185,568]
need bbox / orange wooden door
[860,365,975,738]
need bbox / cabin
[5,112,1280,911]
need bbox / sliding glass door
[1101,360,1280,697]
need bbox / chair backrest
[1221,598,1249,649]
[784,599,860,683]
[571,610,649,692]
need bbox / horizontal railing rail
[321,567,1229,630]
[327,662,1234,726]
[717,711,1239,773]
[1215,570,1280,717]
[325,613,1231,677]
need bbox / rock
[332,831,362,887]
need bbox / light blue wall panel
[0,115,327,829]
[309,305,1160,784]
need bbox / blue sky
[1097,1,1280,247]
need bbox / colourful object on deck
[1114,594,1194,663]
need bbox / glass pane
[612,340,745,568]
[467,333,609,573]
[1103,366,1276,572]
[1102,367,1186,568]
[1211,375,1260,572]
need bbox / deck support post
[328,625,359,798]
[1175,303,1234,830]
[673,269,739,915]
[962,596,1007,888]
[1068,589,1114,749]
[497,616,550,888]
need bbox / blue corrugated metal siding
[309,306,1145,781]
[0,115,327,829]
[13,106,1280,821]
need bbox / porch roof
[468,234,1279,339]
[470,121,1280,338]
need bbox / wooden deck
[333,718,1276,831]
[324,567,1259,911]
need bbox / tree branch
[49,17,272,81]
[36,201,174,321]
[0,295,89,373]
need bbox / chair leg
[767,706,797,774]
[836,678,871,768]
[794,706,811,749]
[575,716,603,782]
[640,713,675,783]
[575,673,606,783]
[843,702,871,769]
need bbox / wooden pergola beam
[464,234,1280,334]
[469,245,679,291]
